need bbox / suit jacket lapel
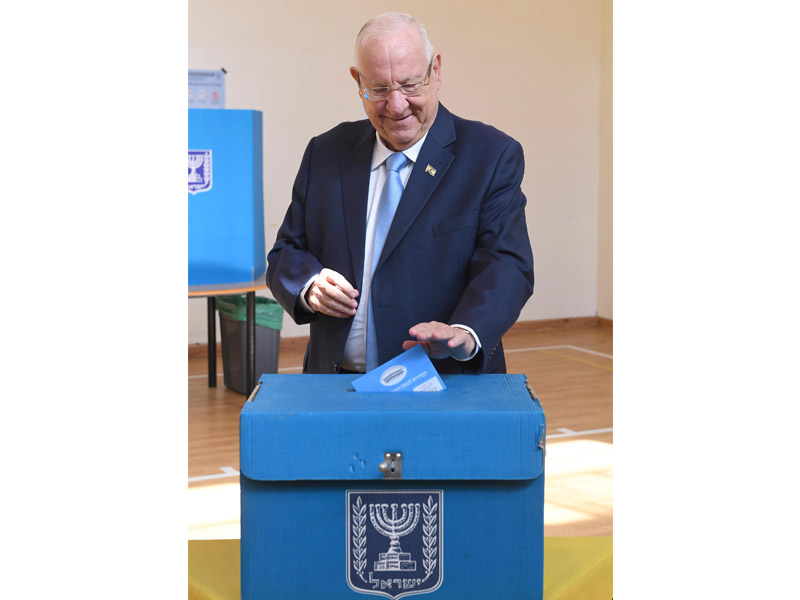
[376,104,456,271]
[341,124,376,289]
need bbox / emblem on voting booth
[188,149,212,194]
[347,490,443,599]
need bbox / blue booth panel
[188,109,265,286]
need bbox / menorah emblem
[188,152,205,183]
[369,502,421,571]
[188,150,212,194]
[347,490,442,599]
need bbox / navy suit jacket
[267,104,534,374]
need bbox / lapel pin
[425,164,437,176]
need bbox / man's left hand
[403,322,476,361]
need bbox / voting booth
[188,109,265,286]
[239,374,546,599]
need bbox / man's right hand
[306,268,359,318]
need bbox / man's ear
[432,53,442,85]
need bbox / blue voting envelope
[352,345,446,393]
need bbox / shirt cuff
[298,274,317,313]
[450,324,481,361]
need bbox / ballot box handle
[524,379,539,403]
[246,381,262,403]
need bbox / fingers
[406,322,476,360]
[308,268,359,318]
[321,268,358,298]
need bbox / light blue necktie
[365,152,409,371]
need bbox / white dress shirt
[340,133,422,371]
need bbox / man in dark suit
[267,12,534,374]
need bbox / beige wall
[188,0,612,342]
[597,0,613,319]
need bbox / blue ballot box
[188,109,265,286]
[240,374,546,600]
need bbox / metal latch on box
[379,452,402,479]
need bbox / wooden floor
[188,319,612,539]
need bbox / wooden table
[189,275,268,395]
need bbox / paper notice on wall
[189,69,225,108]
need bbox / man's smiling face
[350,25,441,151]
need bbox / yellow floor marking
[542,350,613,371]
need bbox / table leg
[246,291,255,395]
[207,297,216,387]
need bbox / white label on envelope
[412,377,444,392]
[380,365,408,386]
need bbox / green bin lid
[216,295,283,330]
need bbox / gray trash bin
[216,295,283,395]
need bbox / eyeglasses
[358,58,433,101]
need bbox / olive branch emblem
[421,496,438,581]
[352,496,368,582]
